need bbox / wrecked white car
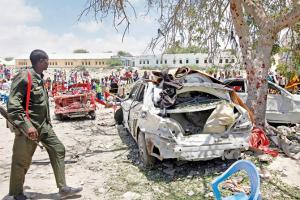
[115,69,253,167]
[224,78,300,124]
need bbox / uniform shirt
[7,68,51,134]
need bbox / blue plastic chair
[3,94,8,104]
[211,160,262,200]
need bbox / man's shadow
[2,192,81,200]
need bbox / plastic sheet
[249,127,279,157]
[203,102,235,133]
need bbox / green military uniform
[7,68,66,196]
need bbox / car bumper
[55,107,95,117]
[144,132,249,161]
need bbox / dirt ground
[0,69,300,199]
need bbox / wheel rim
[138,139,145,162]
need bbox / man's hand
[27,127,38,141]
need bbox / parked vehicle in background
[115,68,253,168]
[223,78,300,124]
[54,83,96,120]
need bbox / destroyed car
[115,68,253,167]
[54,83,96,120]
[224,78,300,124]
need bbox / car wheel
[55,114,63,120]
[89,111,96,120]
[138,132,155,168]
[114,108,123,125]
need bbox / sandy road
[1,101,300,200]
[0,103,133,200]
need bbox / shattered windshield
[174,91,221,108]
[183,73,213,84]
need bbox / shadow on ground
[116,124,235,181]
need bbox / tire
[138,132,156,169]
[114,108,123,125]
[55,114,63,120]
[89,111,96,120]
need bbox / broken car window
[184,73,213,84]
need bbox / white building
[133,52,239,69]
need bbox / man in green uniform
[7,49,82,200]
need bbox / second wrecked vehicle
[115,68,253,167]
[54,83,96,120]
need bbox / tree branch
[272,3,300,33]
[230,0,252,58]
[242,0,269,28]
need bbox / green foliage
[165,44,208,54]
[107,59,122,67]
[117,51,132,57]
[185,64,200,70]
[224,64,232,70]
[4,57,14,61]
[74,65,87,71]
[141,66,158,70]
[73,49,89,53]
[205,66,218,74]
[271,43,281,56]
[275,63,299,80]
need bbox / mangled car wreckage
[115,67,253,167]
[54,83,96,120]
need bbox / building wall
[133,52,239,69]
[15,58,111,68]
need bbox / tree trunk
[246,33,274,128]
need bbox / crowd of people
[43,68,151,100]
[208,70,244,81]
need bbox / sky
[0,0,159,57]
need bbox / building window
[173,59,176,64]
[165,60,167,64]
[82,62,84,65]
[71,62,73,65]
[65,62,67,65]
[88,61,90,65]
[196,59,199,64]
[179,59,182,64]
[186,59,189,64]
[231,59,235,63]
[55,62,58,65]
[139,60,142,64]
[156,60,159,64]
[225,59,229,63]
[103,61,105,65]
[143,60,145,64]
[219,59,223,63]
[160,60,162,64]
[96,61,98,65]
[204,59,207,64]
[147,60,149,64]
[209,59,212,63]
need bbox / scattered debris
[267,125,300,160]
[258,154,273,163]
[163,168,176,177]
[187,190,195,196]
[122,191,141,200]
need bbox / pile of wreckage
[267,125,300,160]
[115,66,300,168]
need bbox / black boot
[14,194,28,200]
[59,186,83,198]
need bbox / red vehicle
[54,83,96,120]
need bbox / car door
[122,82,142,130]
[128,84,145,138]
[266,82,291,123]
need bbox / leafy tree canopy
[73,49,89,53]
[117,50,132,57]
